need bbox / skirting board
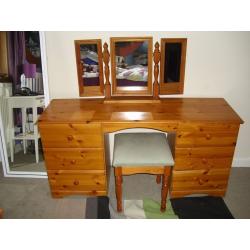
[232,157,250,167]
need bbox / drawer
[174,147,235,170]
[170,189,226,198]
[171,168,230,191]
[44,148,105,170]
[176,123,239,147]
[48,170,106,192]
[39,123,102,148]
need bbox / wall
[44,31,250,166]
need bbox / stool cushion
[112,133,174,167]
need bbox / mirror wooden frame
[75,39,104,97]
[110,37,153,96]
[160,38,187,95]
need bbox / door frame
[0,31,49,178]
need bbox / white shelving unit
[7,95,45,163]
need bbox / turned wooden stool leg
[161,167,170,212]
[114,167,123,212]
[156,174,161,184]
[0,208,3,219]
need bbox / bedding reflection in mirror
[80,44,100,86]
[75,39,104,96]
[115,41,148,87]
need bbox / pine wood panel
[101,122,178,133]
[44,148,105,170]
[51,189,107,198]
[38,98,243,124]
[39,123,103,148]
[171,189,226,198]
[174,146,235,170]
[0,32,8,74]
[74,39,104,97]
[38,98,243,199]
[171,168,230,191]
[176,123,239,147]
[160,38,187,95]
[48,170,106,192]
[121,166,166,175]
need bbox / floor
[8,143,46,172]
[108,167,250,219]
[0,166,249,218]
[0,165,86,219]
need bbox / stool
[112,133,174,212]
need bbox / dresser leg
[114,167,123,212]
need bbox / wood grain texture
[38,97,243,199]
[43,148,105,170]
[110,37,153,96]
[114,167,123,212]
[160,38,187,95]
[39,123,103,148]
[74,39,104,97]
[171,168,230,191]
[153,42,160,99]
[103,42,111,99]
[174,146,235,170]
[38,98,243,124]
[48,170,106,192]
[171,189,226,198]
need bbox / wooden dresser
[38,98,243,198]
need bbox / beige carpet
[108,167,250,219]
[0,167,86,219]
[9,150,46,172]
[0,165,250,218]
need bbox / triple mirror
[160,38,187,95]
[75,39,104,96]
[110,37,153,96]
[74,37,187,97]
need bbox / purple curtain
[7,32,26,94]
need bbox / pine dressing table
[38,97,243,198]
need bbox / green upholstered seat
[112,133,174,167]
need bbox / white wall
[44,31,250,166]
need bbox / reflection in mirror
[164,43,182,83]
[160,38,187,95]
[111,37,152,96]
[75,39,104,96]
[80,44,100,86]
[0,31,47,177]
[115,41,148,87]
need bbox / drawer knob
[71,160,76,164]
[202,158,207,164]
[198,178,208,185]
[74,180,79,185]
[67,135,74,141]
[205,134,211,140]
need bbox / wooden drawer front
[39,123,102,148]
[174,147,235,170]
[48,170,106,192]
[176,123,239,147]
[44,148,105,170]
[171,189,226,198]
[171,169,230,191]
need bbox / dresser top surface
[38,98,243,124]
